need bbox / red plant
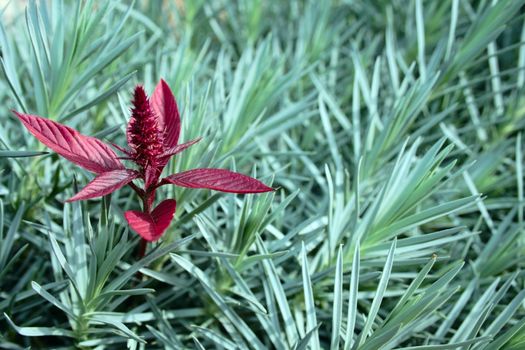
[14,80,273,246]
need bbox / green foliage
[1,0,524,348]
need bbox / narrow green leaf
[330,245,343,350]
[344,240,360,350]
[301,242,319,350]
[4,313,75,337]
[357,238,396,346]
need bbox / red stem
[135,186,153,260]
[138,238,148,259]
[129,181,144,197]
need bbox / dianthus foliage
[1,0,525,349]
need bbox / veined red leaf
[156,137,202,171]
[67,169,139,202]
[15,112,123,173]
[160,137,201,158]
[151,79,181,148]
[124,199,177,241]
[163,168,274,194]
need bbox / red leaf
[160,137,201,158]
[15,112,123,173]
[156,137,202,171]
[66,169,139,202]
[151,79,181,148]
[163,168,274,194]
[124,199,177,241]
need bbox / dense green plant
[1,0,524,349]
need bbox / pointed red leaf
[160,137,201,158]
[151,79,181,148]
[163,168,274,194]
[66,169,139,202]
[124,199,177,241]
[15,112,123,173]
[156,137,202,171]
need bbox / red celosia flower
[14,79,273,243]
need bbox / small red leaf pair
[125,200,177,241]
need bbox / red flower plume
[15,79,273,243]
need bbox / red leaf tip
[151,79,181,148]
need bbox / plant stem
[138,237,148,259]
[138,191,151,260]
[129,181,145,197]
